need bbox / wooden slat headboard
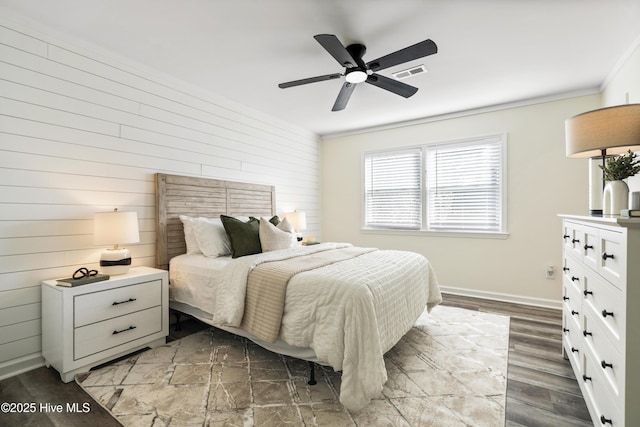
[155,173,276,269]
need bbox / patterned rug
[77,305,509,426]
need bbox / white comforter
[172,243,441,411]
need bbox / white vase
[603,180,629,215]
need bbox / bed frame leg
[173,311,182,332]
[308,361,317,385]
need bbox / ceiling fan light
[345,70,367,83]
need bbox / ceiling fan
[278,34,438,111]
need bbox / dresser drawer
[583,273,624,345]
[74,280,162,327]
[562,312,582,373]
[74,306,162,360]
[599,228,625,289]
[583,308,624,400]
[563,221,584,260]
[582,348,622,427]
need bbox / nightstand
[41,266,169,382]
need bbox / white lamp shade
[285,211,307,232]
[565,104,640,158]
[94,210,140,246]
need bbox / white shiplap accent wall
[0,20,320,379]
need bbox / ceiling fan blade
[314,34,358,68]
[366,39,437,72]
[332,82,357,111]
[366,74,418,98]
[278,73,342,89]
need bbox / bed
[155,173,442,411]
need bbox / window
[364,148,422,229]
[363,135,506,235]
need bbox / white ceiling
[2,0,640,136]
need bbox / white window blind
[426,137,504,232]
[364,149,422,229]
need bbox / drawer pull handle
[601,309,614,318]
[600,415,612,425]
[571,276,579,282]
[113,298,137,306]
[571,310,579,316]
[563,234,570,239]
[572,239,580,244]
[563,327,569,333]
[583,330,592,337]
[583,244,593,251]
[571,347,579,353]
[601,252,615,260]
[583,290,593,296]
[113,325,136,335]
[563,296,569,301]
[601,360,613,369]
[563,267,570,272]
[582,374,592,382]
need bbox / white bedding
[169,242,441,411]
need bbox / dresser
[42,266,169,382]
[560,215,640,426]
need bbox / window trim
[361,133,508,238]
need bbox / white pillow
[193,217,232,257]
[179,215,201,254]
[277,217,295,233]
[259,217,297,252]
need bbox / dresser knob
[583,290,593,297]
[571,347,579,353]
[563,234,570,240]
[602,252,615,260]
[571,276,579,282]
[583,330,592,337]
[563,296,570,301]
[602,310,614,318]
[600,415,612,425]
[563,267,570,272]
[583,244,594,251]
[601,360,613,369]
[563,328,570,333]
[572,239,580,244]
[582,374,592,382]
[571,310,579,316]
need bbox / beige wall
[321,95,602,305]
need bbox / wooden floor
[0,294,592,426]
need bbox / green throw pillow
[220,215,262,258]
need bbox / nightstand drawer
[74,280,162,327]
[74,306,162,360]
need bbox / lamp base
[100,248,132,275]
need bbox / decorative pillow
[220,215,262,258]
[276,217,295,233]
[192,217,232,257]
[259,217,297,252]
[179,215,201,254]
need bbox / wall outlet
[546,265,555,279]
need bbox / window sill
[361,227,510,239]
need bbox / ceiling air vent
[392,64,428,80]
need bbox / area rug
[77,305,509,426]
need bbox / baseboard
[440,286,561,310]
[0,353,45,381]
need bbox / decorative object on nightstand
[565,104,640,216]
[94,208,140,275]
[284,210,307,242]
[42,266,169,382]
[56,267,109,287]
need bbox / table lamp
[565,104,640,215]
[94,208,140,275]
[285,211,307,241]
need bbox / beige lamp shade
[565,104,640,158]
[284,211,307,232]
[94,209,140,275]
